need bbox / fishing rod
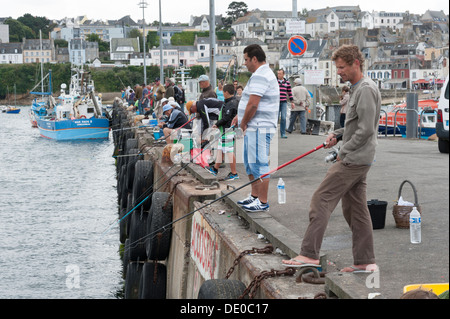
[101,124,237,236]
[126,134,344,251]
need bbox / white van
[437,75,449,153]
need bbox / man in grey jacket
[287,78,311,134]
[283,45,381,273]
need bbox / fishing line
[125,135,343,254]
[100,124,237,237]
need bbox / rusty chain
[239,267,296,299]
[225,245,273,280]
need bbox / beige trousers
[300,161,376,265]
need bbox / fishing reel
[324,146,340,163]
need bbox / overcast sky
[1,0,448,23]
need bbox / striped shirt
[238,64,280,129]
[278,78,293,103]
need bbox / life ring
[79,115,87,119]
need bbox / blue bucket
[153,131,161,140]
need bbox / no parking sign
[288,36,308,57]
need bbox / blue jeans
[243,128,274,179]
[288,110,307,133]
[279,101,287,136]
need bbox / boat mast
[40,30,44,94]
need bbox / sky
[0,0,448,23]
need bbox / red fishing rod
[132,134,343,246]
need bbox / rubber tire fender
[131,160,154,210]
[146,192,173,261]
[128,208,149,262]
[197,279,247,299]
[124,261,143,299]
[139,262,167,299]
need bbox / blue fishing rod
[101,124,237,237]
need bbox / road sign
[286,19,306,34]
[288,36,307,57]
[304,70,325,85]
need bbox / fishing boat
[36,68,111,141]
[5,107,21,114]
[2,85,21,114]
[379,99,438,139]
[29,70,55,127]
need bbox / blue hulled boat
[37,68,110,141]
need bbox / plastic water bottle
[409,207,421,244]
[277,178,286,204]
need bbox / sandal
[282,258,321,268]
[340,264,378,273]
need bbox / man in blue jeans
[277,69,294,139]
[232,44,279,212]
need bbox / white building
[190,15,224,32]
[360,12,375,29]
[232,10,294,42]
[110,38,139,62]
[0,22,9,43]
[0,43,23,64]
[372,11,406,31]
[69,38,99,66]
[149,45,199,68]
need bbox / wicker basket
[392,180,422,229]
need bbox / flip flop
[282,258,321,268]
[340,264,378,273]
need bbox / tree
[5,18,34,42]
[17,14,55,39]
[86,33,109,52]
[226,1,248,22]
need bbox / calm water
[0,107,122,299]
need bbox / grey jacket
[334,77,381,165]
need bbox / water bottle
[277,178,286,204]
[409,207,421,244]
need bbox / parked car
[436,75,449,153]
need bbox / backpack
[174,85,183,103]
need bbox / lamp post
[159,0,164,82]
[138,0,148,86]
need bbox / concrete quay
[225,133,449,299]
[119,103,448,299]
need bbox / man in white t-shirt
[231,44,280,212]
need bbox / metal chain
[225,245,273,279]
[239,267,296,299]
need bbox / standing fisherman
[283,45,382,273]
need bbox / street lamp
[138,0,148,86]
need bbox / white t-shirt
[238,64,280,129]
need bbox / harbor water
[0,107,122,298]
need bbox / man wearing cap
[287,78,311,135]
[198,75,217,100]
[159,102,191,143]
[185,98,223,136]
